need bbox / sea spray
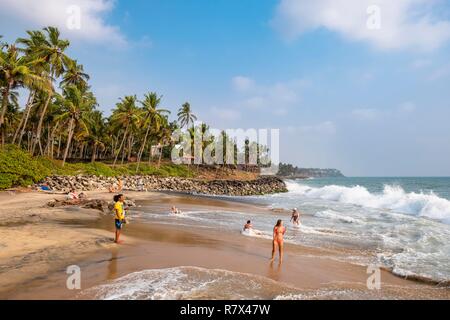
[285,181,450,224]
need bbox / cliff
[277,163,345,178]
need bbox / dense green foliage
[1,27,269,190]
[0,145,193,189]
[0,145,50,189]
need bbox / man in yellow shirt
[113,194,127,243]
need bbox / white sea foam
[314,210,360,224]
[82,266,298,300]
[285,181,450,223]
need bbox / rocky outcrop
[41,175,287,196]
[46,198,136,213]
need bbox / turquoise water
[131,177,450,284]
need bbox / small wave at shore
[81,267,298,300]
[285,181,450,224]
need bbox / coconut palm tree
[0,90,19,145]
[55,85,96,166]
[0,44,49,136]
[19,27,72,155]
[110,95,141,166]
[86,110,106,162]
[136,92,170,171]
[12,30,49,146]
[177,102,197,129]
[60,59,89,90]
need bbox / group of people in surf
[112,192,302,265]
[243,208,301,264]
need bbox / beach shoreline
[0,190,449,300]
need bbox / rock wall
[42,175,288,196]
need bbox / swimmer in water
[243,220,253,232]
[171,206,181,214]
[270,219,286,264]
[290,208,301,226]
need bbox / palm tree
[19,27,72,155]
[136,92,170,171]
[55,85,96,166]
[86,110,106,162]
[1,90,19,145]
[177,102,197,129]
[155,122,172,168]
[0,44,48,136]
[110,95,141,166]
[61,59,89,90]
[12,30,48,146]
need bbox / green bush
[0,145,195,190]
[0,145,51,189]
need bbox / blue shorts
[115,219,123,230]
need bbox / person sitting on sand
[137,178,145,191]
[243,220,253,231]
[114,194,127,244]
[290,208,301,226]
[109,184,116,193]
[171,206,181,214]
[67,189,79,201]
[271,219,286,264]
[117,178,123,192]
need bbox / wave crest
[286,181,450,223]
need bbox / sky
[1,0,450,176]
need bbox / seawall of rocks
[42,175,288,196]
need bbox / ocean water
[256,177,450,283]
[85,177,450,299]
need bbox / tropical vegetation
[0,27,269,190]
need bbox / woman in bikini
[271,219,286,264]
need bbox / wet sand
[1,190,449,300]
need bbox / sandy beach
[0,190,449,300]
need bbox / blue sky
[1,0,450,176]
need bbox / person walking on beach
[271,219,286,264]
[114,194,127,244]
[290,208,301,226]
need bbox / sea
[84,177,450,299]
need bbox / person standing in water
[114,194,127,244]
[271,219,286,264]
[290,208,301,226]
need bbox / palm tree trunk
[47,122,59,158]
[62,118,75,167]
[0,82,12,132]
[158,144,163,168]
[136,120,152,172]
[32,92,52,155]
[113,125,129,167]
[91,144,97,163]
[13,90,35,144]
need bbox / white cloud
[232,76,255,92]
[210,107,241,121]
[411,59,432,69]
[428,63,450,80]
[231,76,307,114]
[0,0,126,46]
[286,121,337,135]
[272,0,450,51]
[398,101,416,113]
[351,103,416,121]
[352,108,380,120]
